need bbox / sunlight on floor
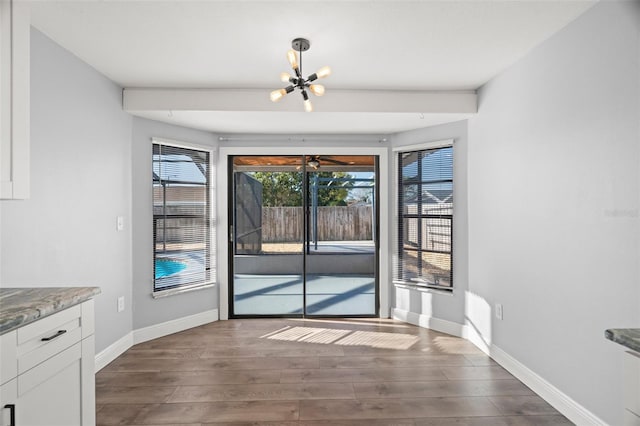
[260,326,420,350]
[289,318,414,329]
[429,335,481,355]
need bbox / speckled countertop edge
[605,328,640,353]
[0,287,101,335]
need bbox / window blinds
[152,142,214,291]
[396,146,453,289]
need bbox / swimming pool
[155,258,187,279]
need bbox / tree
[312,172,350,206]
[250,171,352,207]
[251,171,302,207]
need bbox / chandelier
[270,38,331,112]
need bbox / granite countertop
[605,328,640,353]
[0,287,101,335]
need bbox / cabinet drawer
[18,342,81,397]
[0,331,17,385]
[19,324,81,374]
[17,305,82,375]
[17,304,81,345]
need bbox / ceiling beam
[123,88,477,114]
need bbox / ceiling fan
[298,155,350,170]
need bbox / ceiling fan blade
[319,156,348,165]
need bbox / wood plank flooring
[96,318,572,425]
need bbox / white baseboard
[95,309,219,372]
[94,332,133,372]
[489,344,607,426]
[391,307,465,338]
[390,307,605,425]
[132,309,219,345]
[463,321,491,355]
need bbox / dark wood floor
[96,318,572,425]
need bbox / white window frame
[151,137,217,298]
[392,139,454,293]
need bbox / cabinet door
[1,379,17,426]
[0,0,30,200]
[17,343,82,426]
[627,351,640,420]
[0,0,11,195]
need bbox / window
[396,145,453,290]
[152,140,215,294]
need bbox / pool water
[155,258,187,279]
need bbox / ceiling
[29,0,596,135]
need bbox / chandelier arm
[272,38,326,111]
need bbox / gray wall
[5,11,637,423]
[131,117,219,329]
[390,120,469,326]
[0,29,133,353]
[0,29,221,352]
[467,1,639,424]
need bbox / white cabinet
[0,379,17,426]
[17,344,82,426]
[0,300,96,426]
[0,329,18,426]
[625,351,640,426]
[0,0,30,199]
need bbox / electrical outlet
[117,296,125,312]
[495,303,503,320]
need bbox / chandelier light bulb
[270,38,329,111]
[287,50,299,69]
[304,99,313,112]
[280,72,292,83]
[316,66,331,79]
[309,84,325,96]
[270,88,286,102]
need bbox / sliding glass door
[229,155,377,317]
[231,156,304,315]
[304,168,376,315]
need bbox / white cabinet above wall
[0,0,29,200]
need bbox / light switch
[116,216,124,231]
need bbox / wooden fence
[262,206,373,242]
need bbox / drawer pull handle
[4,404,15,426]
[41,329,67,341]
